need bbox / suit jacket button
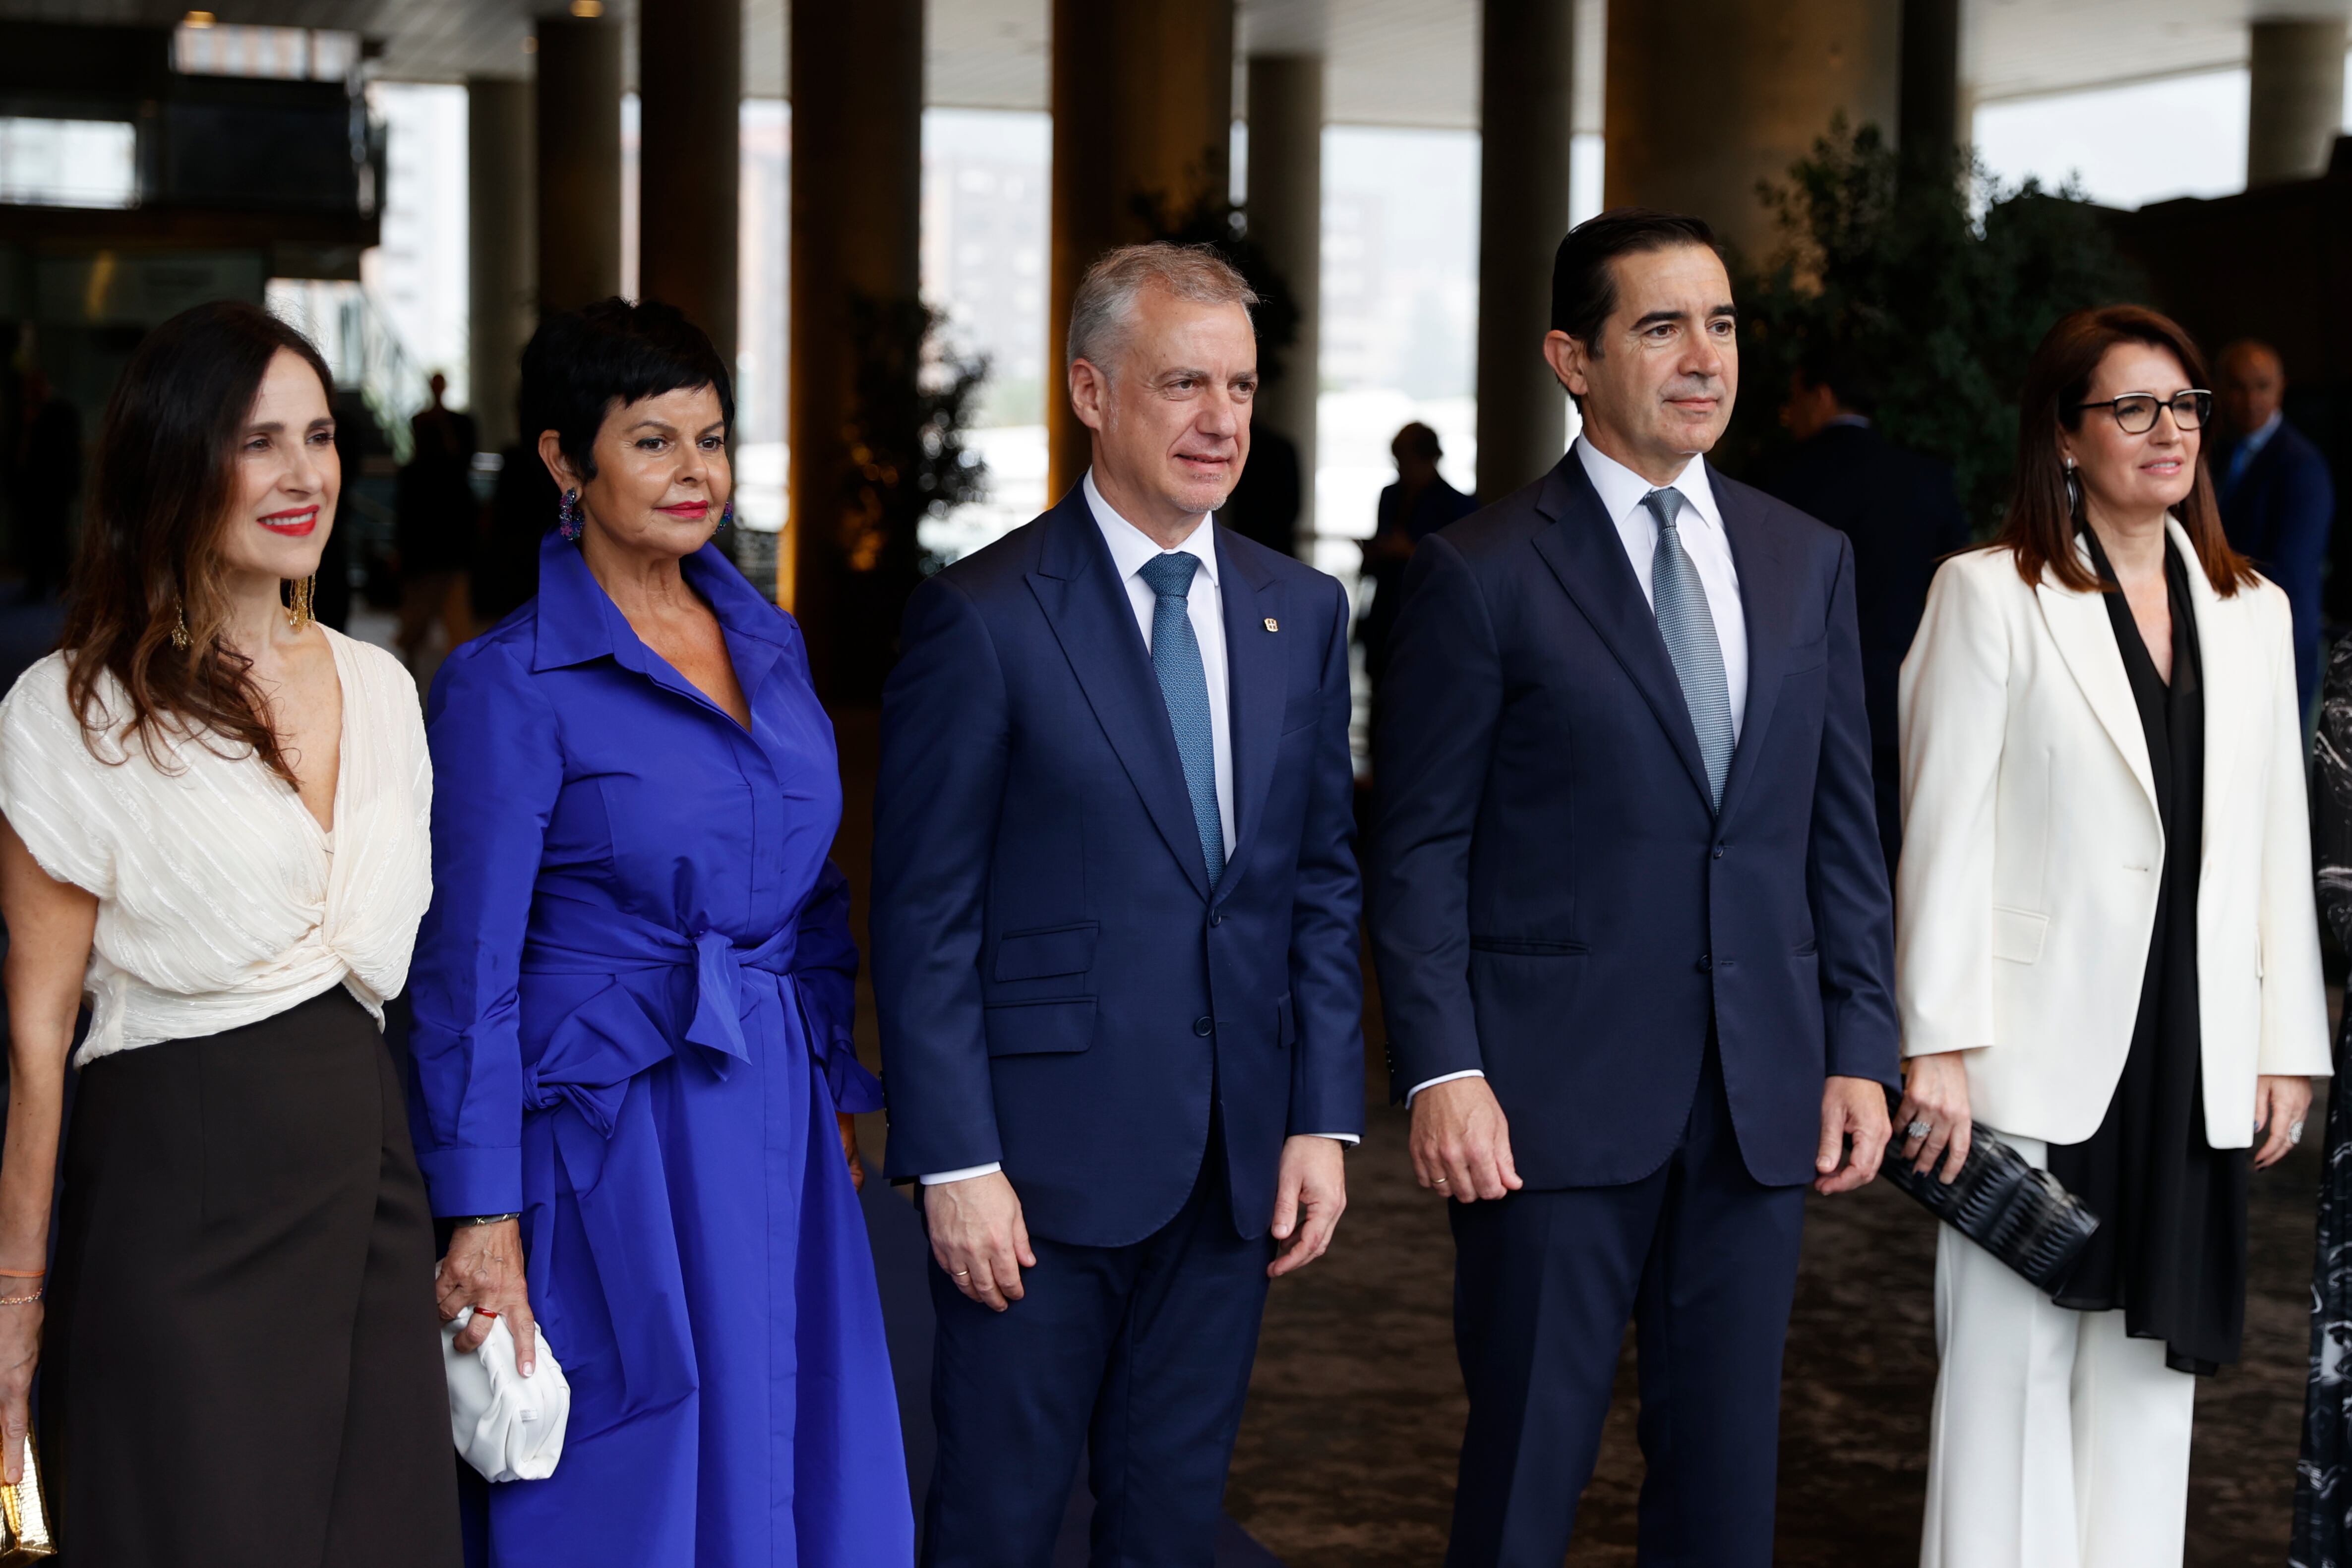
[1194,1015,1215,1037]
[1210,912,1223,927]
[1696,954,1712,973]
[1712,845,1726,859]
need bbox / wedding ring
[954,1269,969,1277]
[1433,1176,1449,1186]
[1906,1119,1932,1141]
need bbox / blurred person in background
[2211,339,2331,717]
[395,371,478,671]
[1761,344,1970,872]
[9,371,78,604]
[1356,421,1476,694]
[0,301,455,1565]
[1898,306,2325,1567]
[410,298,908,1565]
[1218,420,1302,557]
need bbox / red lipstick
[258,506,318,537]
[658,501,711,522]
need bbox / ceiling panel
[0,0,2342,126]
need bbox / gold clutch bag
[0,1434,55,1563]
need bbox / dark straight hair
[1550,208,1721,347]
[519,297,733,485]
[1995,304,2255,598]
[61,298,336,783]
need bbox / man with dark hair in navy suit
[1369,210,1899,1567]
[873,241,1364,1568]
[2213,338,2333,715]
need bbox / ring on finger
[1906,1118,1932,1141]
[1433,1176,1449,1185]
[2292,1121,2308,1143]
[954,1269,970,1277]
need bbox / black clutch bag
[1879,1086,2101,1295]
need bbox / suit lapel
[2033,548,2159,819]
[1214,528,1284,905]
[1025,494,1212,900]
[1713,474,1798,819]
[1527,456,1715,813]
[2170,518,2242,873]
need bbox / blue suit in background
[1370,451,1898,1566]
[2216,414,2333,714]
[872,483,1364,1566]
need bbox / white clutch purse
[441,1306,572,1482]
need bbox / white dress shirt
[0,631,433,1065]
[1407,437,1751,1105]
[921,473,1352,1184]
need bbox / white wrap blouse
[0,629,433,1065]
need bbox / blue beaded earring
[557,488,584,542]
[717,500,733,532]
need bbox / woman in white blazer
[1896,304,2329,1568]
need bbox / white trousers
[1919,1134,2199,1568]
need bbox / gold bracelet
[0,1285,43,1307]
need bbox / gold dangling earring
[284,575,316,633]
[170,603,190,651]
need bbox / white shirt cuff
[918,1161,1003,1185]
[1406,1069,1486,1105]
[1305,1133,1361,1146]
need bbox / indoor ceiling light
[569,0,603,16]
[182,9,216,25]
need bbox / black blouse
[2046,532,2247,1375]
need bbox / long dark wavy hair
[60,299,336,782]
[1995,303,2256,598]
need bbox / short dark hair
[519,297,733,481]
[1549,208,1720,348]
[1797,338,1879,415]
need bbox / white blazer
[1896,521,2330,1148]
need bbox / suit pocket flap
[1990,906,2049,965]
[1281,693,1321,734]
[983,998,1097,1056]
[993,923,1099,982]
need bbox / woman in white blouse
[0,302,457,1565]
[1897,304,2328,1566]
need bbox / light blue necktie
[1137,552,1225,885]
[1645,487,1734,813]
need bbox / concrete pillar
[1245,54,1322,551]
[1477,0,1574,501]
[1048,0,1237,496]
[2248,20,2348,188]
[1607,0,1901,258]
[534,14,623,314]
[1898,0,1962,182]
[468,77,534,452]
[639,0,740,363]
[788,0,922,699]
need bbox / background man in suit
[1762,346,1972,871]
[1369,210,1898,1567]
[2213,338,2333,714]
[873,242,1364,1568]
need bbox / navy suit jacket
[1368,453,1899,1189]
[873,487,1365,1249]
[2217,418,2333,714]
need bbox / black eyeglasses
[2072,389,2212,435]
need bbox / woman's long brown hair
[59,300,337,782]
[1996,303,2257,598]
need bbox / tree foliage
[1725,118,2143,530]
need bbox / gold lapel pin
[1263,618,1279,632]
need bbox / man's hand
[2254,1074,2315,1170]
[1815,1075,1891,1195]
[1268,1135,1347,1278]
[1410,1076,1522,1202]
[923,1170,1035,1311]
[838,1112,865,1192]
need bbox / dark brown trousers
[43,987,460,1568]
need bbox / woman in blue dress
[409,298,910,1566]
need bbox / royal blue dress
[406,531,911,1567]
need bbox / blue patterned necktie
[1644,487,1734,813]
[1136,552,1225,884]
